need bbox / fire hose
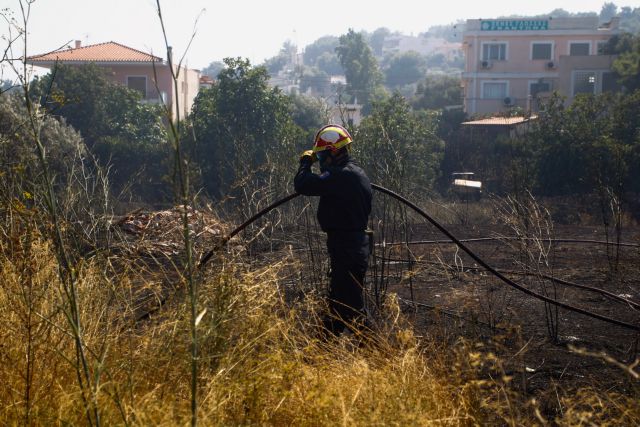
[192,184,640,332]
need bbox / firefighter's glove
[300,150,317,165]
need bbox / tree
[368,27,390,56]
[412,75,462,110]
[530,93,626,196]
[1,79,15,94]
[620,6,640,34]
[425,51,465,72]
[201,61,225,79]
[335,29,383,109]
[30,63,168,201]
[303,36,339,67]
[280,40,298,60]
[425,53,446,68]
[315,52,342,75]
[355,93,444,195]
[263,54,289,75]
[610,33,640,92]
[32,63,165,147]
[189,58,303,200]
[383,51,426,88]
[0,91,114,233]
[600,2,618,23]
[299,66,330,94]
[263,41,298,76]
[610,89,640,192]
[0,92,85,184]
[288,93,329,140]
[32,63,113,145]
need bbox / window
[571,71,621,96]
[127,76,147,98]
[532,43,552,60]
[482,43,507,61]
[573,71,596,95]
[596,41,608,55]
[530,80,551,97]
[482,82,507,99]
[569,42,590,56]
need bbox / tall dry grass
[1,233,639,426]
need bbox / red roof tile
[27,41,163,63]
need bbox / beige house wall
[557,54,618,104]
[330,103,363,127]
[180,66,201,119]
[462,16,619,116]
[109,64,199,119]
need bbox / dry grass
[0,234,638,426]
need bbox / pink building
[462,16,620,116]
[27,41,200,120]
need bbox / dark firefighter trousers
[324,231,370,335]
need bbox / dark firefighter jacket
[294,158,372,233]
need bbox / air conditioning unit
[546,61,556,69]
[503,97,513,106]
[480,60,492,69]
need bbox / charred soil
[385,222,640,416]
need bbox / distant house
[26,40,200,119]
[329,75,347,86]
[330,102,362,127]
[267,50,303,96]
[268,74,300,95]
[461,115,538,139]
[382,34,461,59]
[199,75,215,89]
[461,17,621,115]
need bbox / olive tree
[354,93,444,197]
[189,57,305,207]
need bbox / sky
[0,0,631,79]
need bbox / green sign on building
[481,20,549,31]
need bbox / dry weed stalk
[494,192,559,341]
[1,232,640,424]
[569,344,640,380]
[597,185,624,278]
[151,1,206,424]
[1,2,111,423]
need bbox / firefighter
[294,124,372,336]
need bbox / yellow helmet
[312,124,353,153]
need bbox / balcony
[139,91,168,106]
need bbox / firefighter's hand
[300,150,317,164]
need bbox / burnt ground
[380,222,640,410]
[109,202,640,415]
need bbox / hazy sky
[0,0,630,76]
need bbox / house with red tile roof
[27,40,200,120]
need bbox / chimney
[75,40,82,49]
